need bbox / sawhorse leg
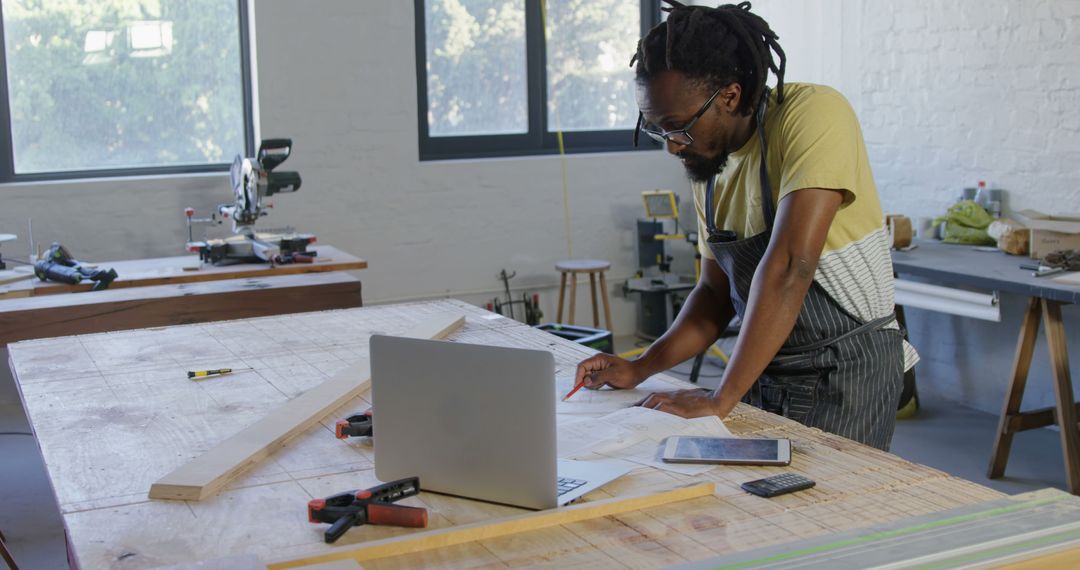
[988,297,1080,494]
[0,529,18,570]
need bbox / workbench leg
[557,273,567,323]
[0,529,18,570]
[1043,300,1080,494]
[989,297,1041,479]
[589,273,599,328]
[599,271,613,333]
[568,273,577,326]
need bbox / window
[0,0,254,182]
[416,0,659,160]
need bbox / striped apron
[704,89,904,451]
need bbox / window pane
[1,0,246,174]
[545,0,639,132]
[425,0,527,137]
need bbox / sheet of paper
[557,406,733,475]
[554,371,686,414]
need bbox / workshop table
[0,245,367,346]
[8,299,1004,569]
[892,239,1080,494]
[0,244,367,297]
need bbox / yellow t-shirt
[691,83,918,370]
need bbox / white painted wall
[0,0,693,335]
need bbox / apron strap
[705,177,718,235]
[705,87,774,236]
[776,312,897,355]
[757,87,775,230]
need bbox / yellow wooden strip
[268,482,715,569]
[149,314,465,501]
[994,544,1080,569]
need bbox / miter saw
[184,138,317,265]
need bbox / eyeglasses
[635,85,724,147]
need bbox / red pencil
[562,377,586,401]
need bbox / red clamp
[307,477,427,543]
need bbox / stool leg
[599,271,613,332]
[589,273,599,328]
[568,273,577,325]
[557,272,567,323]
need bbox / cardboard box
[1016,210,1080,259]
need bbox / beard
[679,150,729,183]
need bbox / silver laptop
[370,335,630,509]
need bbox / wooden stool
[555,260,612,330]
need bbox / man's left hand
[636,388,721,418]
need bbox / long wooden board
[0,272,363,346]
[148,313,465,501]
[268,482,715,569]
[8,245,367,296]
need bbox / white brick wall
[860,0,1080,219]
[856,0,1080,418]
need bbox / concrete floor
[0,340,1070,569]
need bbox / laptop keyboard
[557,477,588,495]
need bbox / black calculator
[741,473,816,498]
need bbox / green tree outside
[2,0,246,173]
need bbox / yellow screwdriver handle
[187,368,233,379]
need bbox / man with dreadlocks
[574,1,917,450]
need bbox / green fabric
[934,200,996,245]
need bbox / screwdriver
[187,367,253,379]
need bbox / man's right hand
[575,354,645,390]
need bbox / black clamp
[335,409,373,439]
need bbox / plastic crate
[534,323,613,354]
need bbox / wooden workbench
[0,244,367,297]
[892,240,1080,493]
[8,299,1004,569]
[0,245,368,346]
[0,272,364,346]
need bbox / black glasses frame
[634,85,724,147]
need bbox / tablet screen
[672,437,779,461]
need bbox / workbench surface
[892,239,1080,304]
[9,299,1004,569]
[1,244,367,297]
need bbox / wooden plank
[267,483,714,569]
[0,266,34,285]
[18,245,367,296]
[997,545,1080,569]
[0,272,363,346]
[148,313,465,501]
[158,553,267,570]
[294,561,361,570]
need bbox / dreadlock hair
[632,1,786,117]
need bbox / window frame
[415,0,661,161]
[0,0,256,183]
